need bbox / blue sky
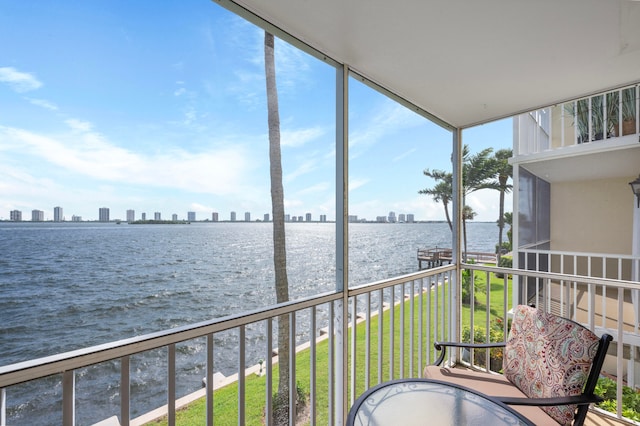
[0,1,512,222]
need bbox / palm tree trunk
[444,201,453,232]
[463,218,468,262]
[265,31,291,424]
[497,190,505,264]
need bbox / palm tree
[503,212,513,250]
[493,149,513,264]
[462,205,477,260]
[265,31,291,424]
[418,171,453,230]
[420,145,499,257]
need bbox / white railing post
[310,307,317,425]
[364,293,371,390]
[207,333,214,426]
[168,344,176,426]
[377,289,383,384]
[328,302,335,426]
[1,388,5,426]
[389,287,395,380]
[121,355,130,426]
[238,326,246,425]
[349,297,356,406]
[62,370,74,426]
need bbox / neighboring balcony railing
[1,262,638,425]
[517,85,639,156]
[564,86,639,145]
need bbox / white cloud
[174,87,187,96]
[349,178,369,191]
[65,119,93,132]
[0,125,254,196]
[283,197,304,210]
[281,127,325,147]
[350,102,424,151]
[0,67,43,92]
[26,98,58,110]
[295,182,330,195]
[189,202,215,212]
[285,158,318,182]
[393,148,417,162]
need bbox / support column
[451,128,462,354]
[335,63,349,426]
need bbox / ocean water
[0,221,498,425]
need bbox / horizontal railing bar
[347,264,455,297]
[0,291,341,388]
[520,248,640,261]
[464,263,640,290]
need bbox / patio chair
[423,305,613,425]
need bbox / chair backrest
[502,305,602,425]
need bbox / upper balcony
[513,86,640,186]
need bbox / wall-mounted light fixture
[630,175,640,208]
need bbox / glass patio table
[346,378,535,426]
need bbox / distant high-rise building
[406,214,415,223]
[10,210,22,221]
[292,216,297,222]
[31,210,44,221]
[187,211,196,221]
[284,214,290,222]
[141,212,146,220]
[348,215,358,223]
[54,206,63,222]
[72,215,82,222]
[398,213,406,223]
[388,211,397,223]
[376,216,387,222]
[126,209,135,222]
[172,213,178,221]
[320,214,327,222]
[263,213,270,222]
[298,216,303,222]
[154,212,161,220]
[306,213,312,222]
[245,212,251,222]
[99,207,110,222]
[230,211,236,221]
[212,212,219,222]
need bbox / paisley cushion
[503,305,600,425]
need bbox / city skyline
[5,206,417,223]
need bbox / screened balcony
[2,0,640,425]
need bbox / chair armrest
[433,341,506,366]
[497,394,603,407]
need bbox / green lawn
[147,270,510,425]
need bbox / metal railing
[464,261,640,424]
[2,261,639,425]
[0,266,454,426]
[517,84,639,156]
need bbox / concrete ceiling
[219,0,640,129]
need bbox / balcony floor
[585,412,630,426]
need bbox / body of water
[0,221,498,424]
